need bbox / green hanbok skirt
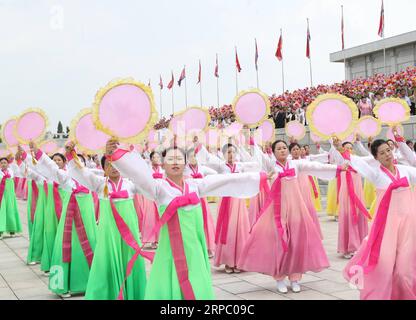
[0,179,22,234]
[144,204,214,300]
[48,193,97,295]
[40,184,70,272]
[26,182,47,264]
[85,198,147,300]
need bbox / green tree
[57,121,63,133]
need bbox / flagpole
[183,65,188,109]
[171,70,175,115]
[171,88,175,115]
[255,38,259,89]
[216,53,220,108]
[382,0,386,74]
[235,46,239,95]
[198,60,203,106]
[307,18,314,87]
[159,85,163,118]
[342,6,347,80]
[280,29,285,93]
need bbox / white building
[330,30,416,80]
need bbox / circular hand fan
[356,116,382,138]
[373,98,410,125]
[14,108,49,144]
[232,89,270,128]
[306,94,358,141]
[1,117,19,148]
[92,78,158,144]
[70,108,111,154]
[285,121,306,140]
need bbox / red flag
[378,0,384,37]
[255,39,259,70]
[197,60,202,84]
[167,72,174,90]
[275,32,283,61]
[341,6,345,50]
[178,67,186,87]
[306,20,311,59]
[159,75,163,90]
[235,48,242,73]
[214,54,219,78]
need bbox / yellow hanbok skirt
[326,179,338,217]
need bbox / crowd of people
[1,124,416,300]
[154,67,416,130]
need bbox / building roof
[330,30,416,63]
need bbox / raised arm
[67,156,106,194]
[296,160,339,181]
[396,141,416,167]
[33,151,73,190]
[195,144,225,173]
[109,147,158,201]
[349,155,379,184]
[355,141,371,157]
[196,172,265,198]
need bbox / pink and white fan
[93,78,158,144]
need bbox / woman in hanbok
[329,139,371,259]
[65,142,149,300]
[106,139,266,300]
[138,151,163,249]
[354,137,378,215]
[15,148,49,266]
[184,148,217,258]
[0,157,22,239]
[238,140,343,294]
[288,143,324,238]
[195,141,261,274]
[29,143,97,298]
[343,139,416,300]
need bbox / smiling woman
[106,139,266,300]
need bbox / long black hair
[289,143,301,152]
[370,139,389,158]
[51,153,67,163]
[272,140,288,153]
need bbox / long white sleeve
[111,151,158,201]
[36,153,74,191]
[355,141,371,157]
[397,142,416,167]
[349,155,379,185]
[195,172,262,198]
[196,145,224,173]
[329,145,347,166]
[252,144,274,173]
[308,153,330,164]
[295,160,338,181]
[67,160,106,193]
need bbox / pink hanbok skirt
[137,194,160,243]
[298,174,323,239]
[214,197,250,268]
[237,178,329,278]
[337,171,369,254]
[343,188,416,300]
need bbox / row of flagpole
[155,0,386,118]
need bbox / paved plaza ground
[0,199,360,300]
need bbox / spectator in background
[406,140,414,151]
[410,88,416,116]
[398,89,413,114]
[358,96,373,117]
[271,110,287,129]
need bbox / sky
[1,0,415,131]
